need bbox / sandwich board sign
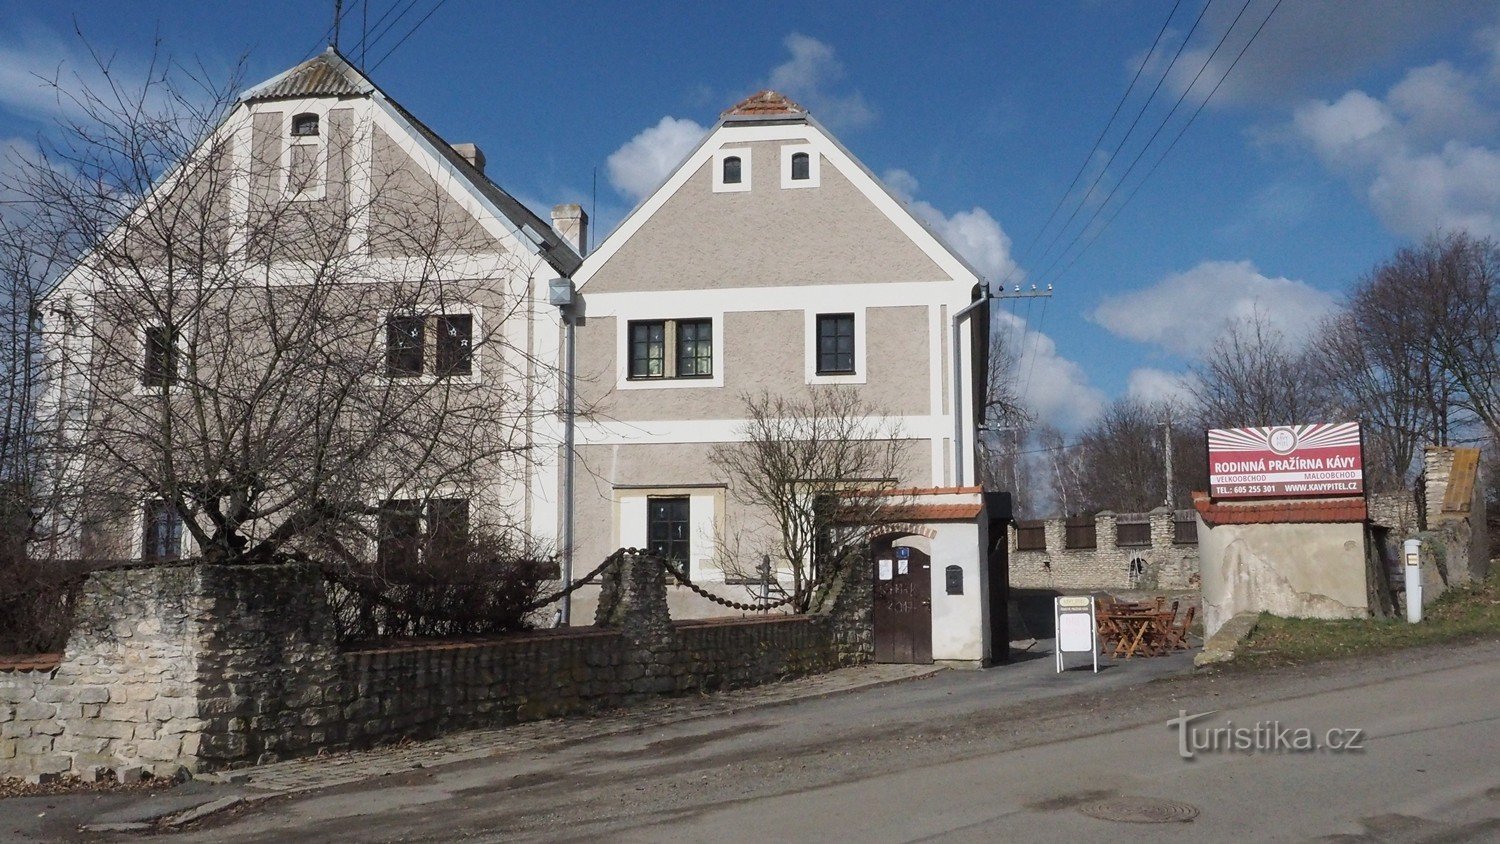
[1054,596,1098,673]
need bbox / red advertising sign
[1208,423,1363,499]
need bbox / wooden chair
[1162,606,1196,651]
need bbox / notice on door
[878,559,893,580]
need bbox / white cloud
[605,116,706,203]
[767,34,874,129]
[1289,58,1500,239]
[996,309,1105,431]
[1091,260,1336,357]
[1150,2,1493,107]
[883,168,1020,283]
[1126,367,1199,406]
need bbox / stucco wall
[923,521,990,664]
[1198,518,1370,638]
[584,140,946,293]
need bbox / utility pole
[332,0,343,49]
[1163,416,1175,510]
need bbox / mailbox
[945,565,963,595]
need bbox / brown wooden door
[872,540,933,664]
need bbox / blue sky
[3,1,1498,431]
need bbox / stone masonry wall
[2,552,872,778]
[1009,508,1199,592]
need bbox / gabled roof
[241,47,374,102]
[577,90,989,288]
[241,47,578,274]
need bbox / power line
[1001,0,1187,294]
[1021,0,1216,287]
[1032,0,1284,292]
[363,0,424,59]
[370,0,451,72]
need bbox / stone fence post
[593,552,676,697]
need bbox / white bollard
[1404,538,1422,623]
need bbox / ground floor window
[646,496,691,570]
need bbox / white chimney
[451,143,485,174]
[551,204,589,256]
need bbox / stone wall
[1009,508,1199,592]
[1421,446,1490,584]
[2,552,871,779]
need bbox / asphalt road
[20,639,1500,843]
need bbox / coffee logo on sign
[1268,427,1298,455]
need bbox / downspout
[951,288,991,487]
[560,307,575,625]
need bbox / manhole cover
[1079,796,1199,824]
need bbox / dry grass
[1234,570,1500,669]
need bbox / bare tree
[1071,397,1202,513]
[1190,313,1336,430]
[1401,231,1500,443]
[710,387,907,612]
[9,44,569,593]
[1034,424,1086,517]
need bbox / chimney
[551,204,589,256]
[451,143,485,174]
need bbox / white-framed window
[780,144,820,189]
[615,486,724,580]
[282,107,327,201]
[382,307,480,382]
[140,324,178,389]
[375,496,470,568]
[804,307,866,384]
[616,312,723,390]
[139,498,186,561]
[713,148,752,193]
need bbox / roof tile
[1192,491,1366,526]
[724,90,807,117]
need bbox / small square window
[816,313,856,375]
[291,113,320,137]
[142,325,177,388]
[722,156,742,185]
[142,499,183,561]
[436,314,473,377]
[647,496,690,568]
[386,315,424,376]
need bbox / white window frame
[780,144,820,189]
[613,486,725,582]
[378,303,484,385]
[132,322,186,396]
[713,148,752,193]
[135,498,191,560]
[280,103,329,201]
[805,306,866,385]
[615,312,724,390]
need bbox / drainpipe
[951,288,991,487]
[547,277,579,625]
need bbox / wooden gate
[872,539,933,664]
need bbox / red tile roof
[724,90,807,117]
[0,653,60,672]
[1191,491,1367,526]
[885,503,984,522]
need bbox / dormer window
[291,113,320,137]
[790,152,810,181]
[722,156,742,184]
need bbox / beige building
[545,92,999,662]
[40,49,582,565]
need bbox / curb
[1194,612,1260,667]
